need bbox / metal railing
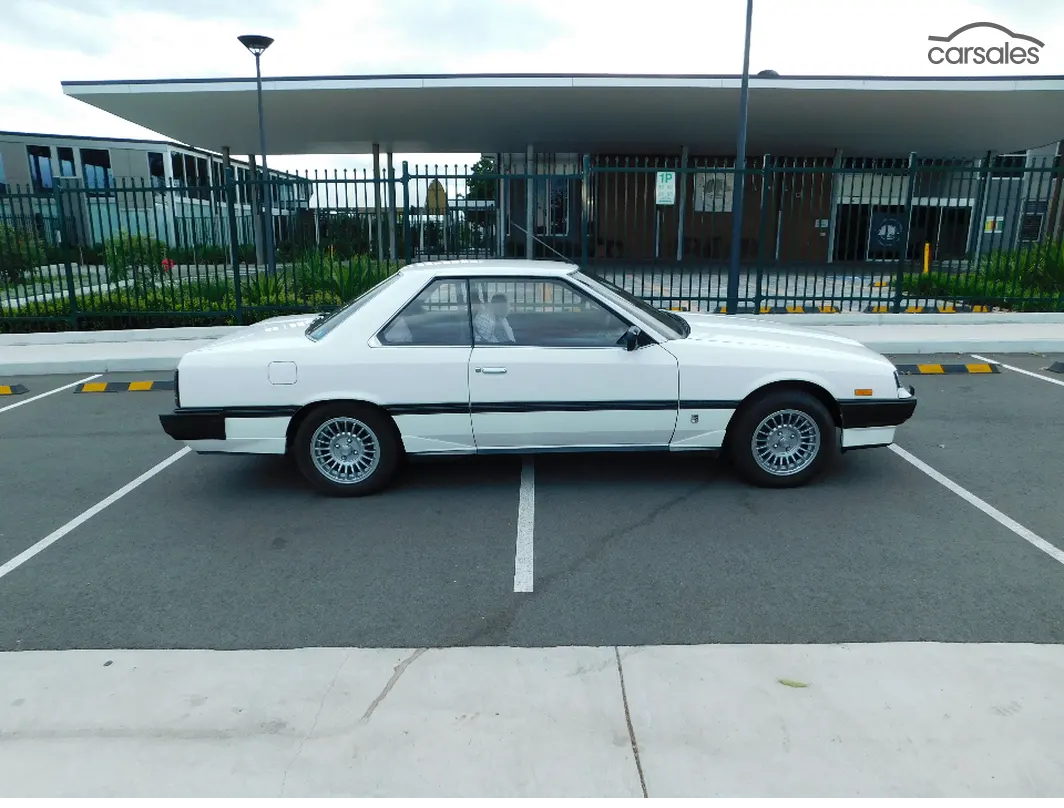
[2,155,1062,331]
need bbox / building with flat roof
[51,72,1064,271]
[0,130,312,255]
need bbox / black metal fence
[2,154,1062,332]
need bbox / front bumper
[838,386,917,429]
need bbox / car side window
[378,279,472,346]
[470,278,629,348]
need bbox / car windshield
[570,270,689,339]
[305,273,403,341]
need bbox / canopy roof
[62,73,1064,158]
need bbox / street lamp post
[238,34,276,274]
[725,0,755,315]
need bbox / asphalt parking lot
[1,353,1063,652]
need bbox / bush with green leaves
[0,254,404,332]
[0,222,47,285]
[291,251,401,301]
[899,242,1064,312]
[103,232,170,287]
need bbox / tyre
[293,403,402,497]
[727,389,837,488]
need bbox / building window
[237,167,249,206]
[1020,213,1044,241]
[0,152,7,195]
[535,177,569,237]
[171,152,186,189]
[195,156,209,200]
[80,148,114,192]
[27,145,53,192]
[148,152,166,187]
[57,147,76,177]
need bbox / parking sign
[655,171,676,205]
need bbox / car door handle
[475,367,508,375]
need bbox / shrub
[103,232,170,287]
[0,255,403,332]
[0,222,47,285]
[977,242,1064,295]
[292,252,402,300]
[900,267,1064,312]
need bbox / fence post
[754,155,773,314]
[55,182,80,330]
[581,154,591,264]
[892,151,919,313]
[224,167,244,325]
[401,161,413,262]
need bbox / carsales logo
[928,21,1044,65]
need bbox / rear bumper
[160,410,226,441]
[159,407,296,454]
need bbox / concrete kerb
[0,325,244,347]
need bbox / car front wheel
[294,403,401,497]
[728,390,837,488]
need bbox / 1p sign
[655,171,676,205]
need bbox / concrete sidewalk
[2,643,1062,797]
[3,314,1064,375]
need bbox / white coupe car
[160,259,917,496]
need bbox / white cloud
[0,0,1061,177]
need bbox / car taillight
[174,369,181,408]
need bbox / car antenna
[507,222,578,265]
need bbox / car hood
[675,313,891,364]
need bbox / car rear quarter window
[378,278,473,346]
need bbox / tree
[465,155,496,201]
[464,155,497,230]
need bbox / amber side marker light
[854,389,873,397]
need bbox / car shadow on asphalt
[212,446,884,499]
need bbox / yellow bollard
[923,242,930,274]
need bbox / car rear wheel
[728,390,837,488]
[294,403,401,497]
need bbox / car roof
[399,258,577,277]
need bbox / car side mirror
[623,325,641,352]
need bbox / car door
[372,276,475,454]
[467,276,679,450]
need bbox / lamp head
[238,34,274,56]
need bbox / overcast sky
[0,0,1061,176]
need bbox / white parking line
[0,373,102,415]
[970,354,1064,389]
[889,444,1064,567]
[0,447,191,582]
[514,457,535,593]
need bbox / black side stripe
[171,401,744,420]
[387,400,741,416]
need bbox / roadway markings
[0,447,191,582]
[970,354,1064,390]
[889,445,1064,568]
[0,384,30,396]
[514,457,535,593]
[0,374,102,415]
